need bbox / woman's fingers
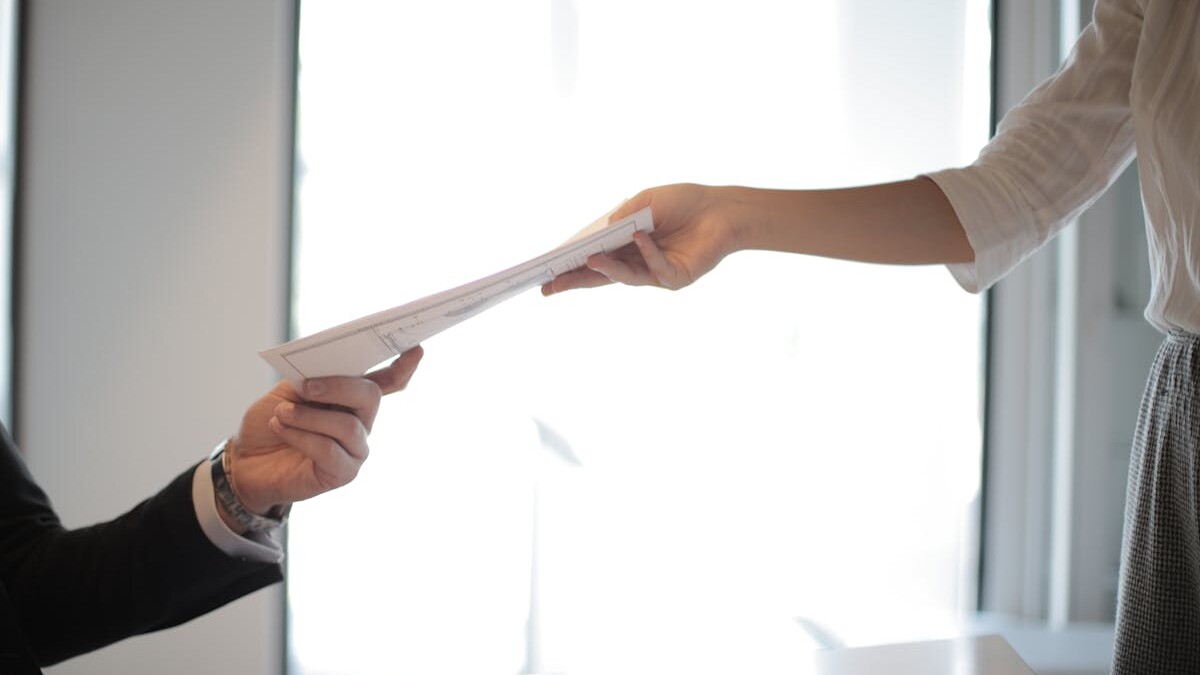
[609,190,652,223]
[544,228,690,293]
[587,251,654,286]
[631,231,685,288]
[541,267,614,295]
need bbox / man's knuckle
[319,438,341,459]
[340,416,363,439]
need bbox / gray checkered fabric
[1114,331,1200,674]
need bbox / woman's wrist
[715,186,745,253]
[721,185,782,253]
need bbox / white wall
[18,1,294,673]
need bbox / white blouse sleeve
[926,0,1142,292]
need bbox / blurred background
[2,1,1158,674]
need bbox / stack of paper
[261,206,654,384]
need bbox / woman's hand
[542,184,743,295]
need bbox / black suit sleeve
[0,426,283,666]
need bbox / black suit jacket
[0,425,283,674]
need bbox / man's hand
[541,184,741,295]
[220,346,424,523]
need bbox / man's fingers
[366,345,424,395]
[296,346,422,432]
[299,375,383,432]
[268,418,362,491]
[274,401,370,460]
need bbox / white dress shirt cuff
[191,460,285,564]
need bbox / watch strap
[210,439,289,533]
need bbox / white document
[260,206,654,384]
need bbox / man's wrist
[215,490,250,535]
[210,439,289,533]
[191,461,286,563]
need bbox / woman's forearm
[542,178,973,295]
[728,177,974,265]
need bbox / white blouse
[928,0,1200,334]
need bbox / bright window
[288,2,991,673]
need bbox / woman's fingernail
[305,380,325,396]
[276,402,296,419]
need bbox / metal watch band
[210,439,289,533]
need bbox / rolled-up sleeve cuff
[191,461,285,564]
[925,166,1038,293]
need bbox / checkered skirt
[1114,330,1200,674]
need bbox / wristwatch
[210,439,290,532]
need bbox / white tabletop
[813,635,1036,675]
